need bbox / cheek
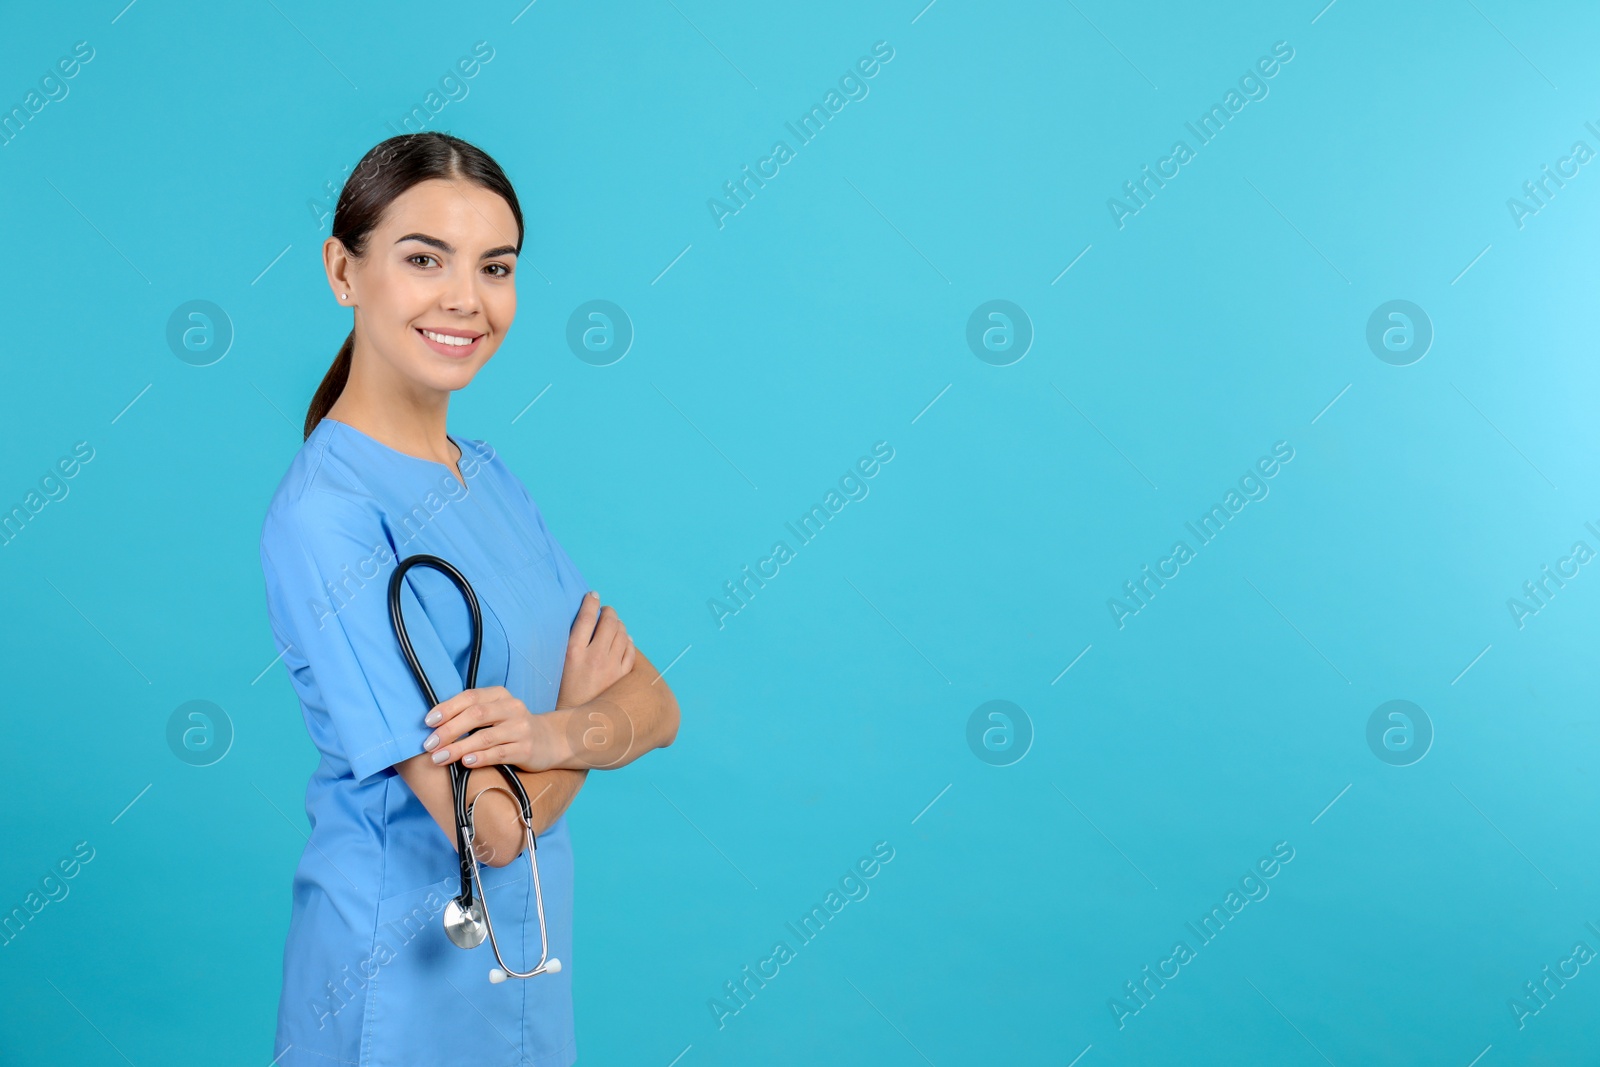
[371,268,435,337]
[474,291,515,358]
[489,285,516,330]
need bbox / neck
[325,339,457,465]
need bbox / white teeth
[422,329,475,347]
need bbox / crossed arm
[396,596,679,867]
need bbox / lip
[416,327,485,359]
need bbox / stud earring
[341,293,348,300]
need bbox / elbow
[482,841,526,869]
[659,692,681,749]
[475,812,529,869]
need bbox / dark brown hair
[303,132,524,439]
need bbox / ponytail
[303,331,354,440]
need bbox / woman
[259,132,680,1066]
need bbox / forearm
[515,766,588,836]
[471,765,588,867]
[537,650,680,771]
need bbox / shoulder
[260,424,383,554]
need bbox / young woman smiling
[259,132,679,1067]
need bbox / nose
[441,265,483,317]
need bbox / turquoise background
[3,0,1600,1063]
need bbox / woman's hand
[421,686,563,772]
[420,592,635,773]
[555,591,635,710]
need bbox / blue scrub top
[259,417,582,1067]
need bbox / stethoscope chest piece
[444,897,488,949]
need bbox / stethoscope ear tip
[488,958,560,983]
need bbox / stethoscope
[386,554,561,983]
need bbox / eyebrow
[395,232,519,259]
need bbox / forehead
[375,178,518,248]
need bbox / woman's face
[330,176,519,396]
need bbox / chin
[432,365,483,392]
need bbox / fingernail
[463,754,478,765]
[423,734,439,752]
[431,748,450,764]
[425,710,441,726]
[588,591,598,599]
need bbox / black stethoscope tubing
[386,554,536,913]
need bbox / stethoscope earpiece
[388,554,560,981]
[493,957,561,983]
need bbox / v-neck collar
[322,418,466,486]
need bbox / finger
[620,636,637,673]
[568,591,601,648]
[426,696,499,751]
[593,605,622,655]
[425,686,492,730]
[465,741,523,771]
[610,619,631,663]
[439,686,519,735]
[424,697,475,742]
[432,724,507,766]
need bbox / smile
[416,327,485,358]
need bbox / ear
[324,236,355,304]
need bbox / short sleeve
[260,490,473,784]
